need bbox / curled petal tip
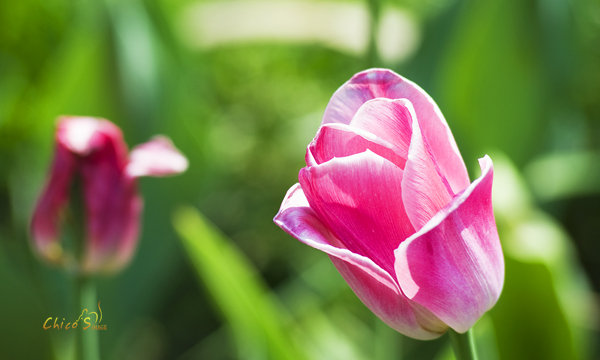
[395,155,502,332]
[56,116,123,156]
[126,136,188,178]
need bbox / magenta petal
[57,116,126,157]
[394,156,504,333]
[331,257,446,340]
[79,129,142,273]
[30,145,78,262]
[401,107,453,230]
[126,136,188,178]
[299,151,414,276]
[307,123,405,168]
[274,184,445,340]
[82,180,142,273]
[274,184,397,289]
[323,68,469,193]
[349,98,413,162]
[323,69,408,125]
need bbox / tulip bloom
[274,69,504,339]
[31,116,188,274]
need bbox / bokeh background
[0,0,599,359]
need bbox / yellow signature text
[43,301,106,331]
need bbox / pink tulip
[31,116,188,274]
[274,69,504,339]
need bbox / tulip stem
[78,277,100,360]
[448,328,478,360]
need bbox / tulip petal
[401,107,453,230]
[299,151,414,276]
[79,129,142,273]
[30,145,78,263]
[307,123,405,168]
[82,179,142,273]
[331,257,447,340]
[323,69,404,125]
[323,68,469,193]
[274,183,397,290]
[126,136,189,178]
[394,156,504,333]
[349,98,413,162]
[57,116,127,157]
[274,184,446,340]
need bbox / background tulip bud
[31,116,188,274]
[274,69,504,339]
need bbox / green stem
[449,328,478,360]
[78,277,100,360]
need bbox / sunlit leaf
[490,154,595,360]
[173,206,308,360]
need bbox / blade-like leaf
[173,206,307,360]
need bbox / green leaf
[436,0,545,167]
[173,206,308,360]
[489,154,594,360]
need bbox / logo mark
[43,301,107,331]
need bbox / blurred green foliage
[174,207,308,360]
[0,0,598,359]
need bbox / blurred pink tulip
[274,69,504,339]
[31,116,188,274]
